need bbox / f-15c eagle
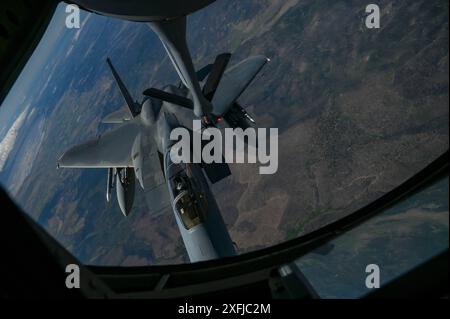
[58,0,268,262]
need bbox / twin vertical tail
[108,50,267,129]
[106,58,140,117]
[201,53,231,101]
[141,53,232,119]
[106,53,231,118]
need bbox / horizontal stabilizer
[143,88,194,110]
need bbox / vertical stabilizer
[106,58,140,116]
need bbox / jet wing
[211,55,268,116]
[58,121,140,168]
[101,107,133,124]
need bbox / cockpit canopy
[167,161,207,230]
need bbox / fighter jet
[58,53,267,263]
[57,0,270,263]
